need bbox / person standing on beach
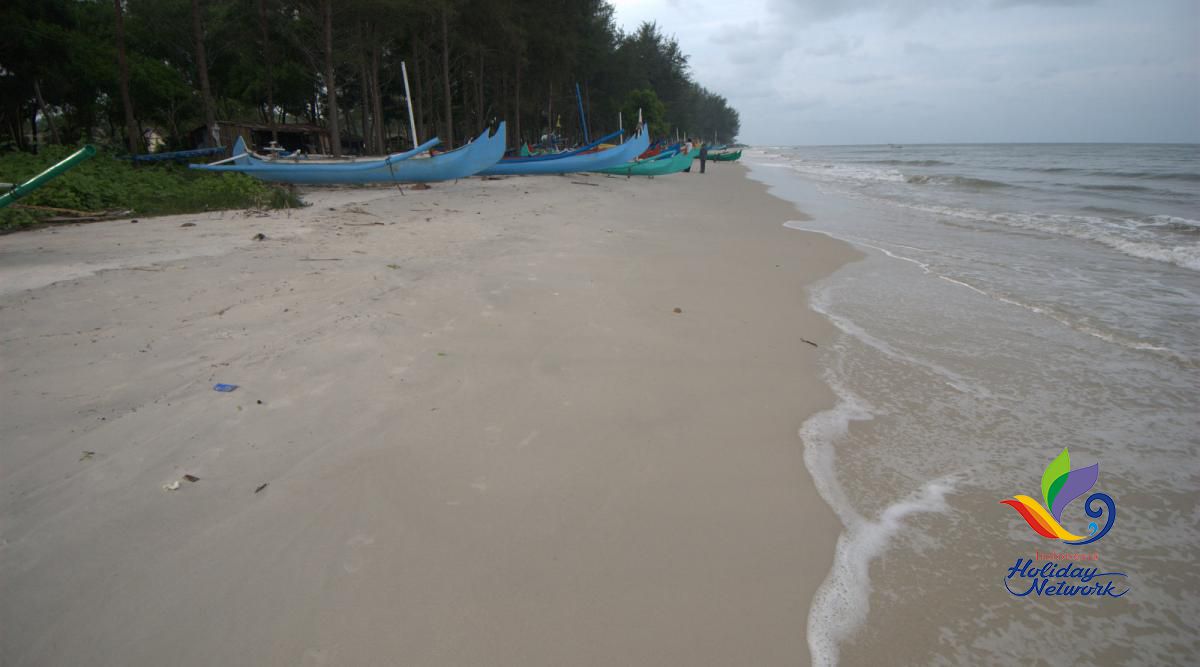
[699,143,708,174]
[683,137,694,173]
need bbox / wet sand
[1,164,855,666]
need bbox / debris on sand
[213,383,238,392]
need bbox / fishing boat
[190,123,506,184]
[636,141,678,160]
[478,125,649,176]
[595,147,697,177]
[126,146,226,163]
[708,149,742,162]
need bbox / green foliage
[3,0,740,156]
[0,146,300,231]
[621,89,667,138]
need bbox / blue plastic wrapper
[213,383,238,392]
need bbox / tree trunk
[411,39,424,144]
[258,0,277,142]
[359,47,373,153]
[191,0,218,148]
[514,59,521,147]
[33,80,62,145]
[476,51,484,134]
[371,44,385,152]
[113,0,140,154]
[440,6,453,148]
[322,0,342,156]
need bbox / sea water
[743,144,1199,665]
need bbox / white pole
[618,111,623,143]
[401,61,419,149]
[638,107,643,129]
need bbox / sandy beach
[1,165,857,666]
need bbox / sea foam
[798,366,956,667]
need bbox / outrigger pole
[0,145,96,210]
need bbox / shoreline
[1,165,859,665]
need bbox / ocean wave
[910,204,1200,272]
[928,275,1196,365]
[871,159,952,167]
[1030,166,1082,174]
[1073,183,1156,193]
[1101,170,1200,182]
[1139,215,1200,234]
[905,174,1010,190]
[786,162,906,184]
[798,221,1197,363]
[804,261,992,396]
[1094,237,1200,272]
[1019,167,1200,181]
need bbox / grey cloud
[991,0,1096,7]
[766,0,961,25]
[710,21,760,45]
[903,41,939,55]
[610,0,1199,143]
[805,35,864,57]
[838,73,894,85]
[728,48,764,66]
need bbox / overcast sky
[608,0,1200,145]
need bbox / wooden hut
[190,121,332,155]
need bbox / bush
[0,146,302,231]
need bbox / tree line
[1,0,741,156]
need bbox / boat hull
[709,149,742,162]
[190,125,505,184]
[595,148,697,176]
[478,126,649,176]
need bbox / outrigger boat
[190,123,506,184]
[708,149,742,162]
[595,147,698,177]
[478,125,650,176]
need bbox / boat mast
[574,82,589,144]
[401,61,419,149]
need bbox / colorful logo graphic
[1000,448,1116,546]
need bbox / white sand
[1,165,855,666]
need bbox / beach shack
[189,121,333,155]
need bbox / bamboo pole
[401,61,419,149]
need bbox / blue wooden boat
[190,124,506,184]
[478,125,649,176]
[127,146,227,163]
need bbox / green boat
[596,148,697,177]
[708,149,742,162]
